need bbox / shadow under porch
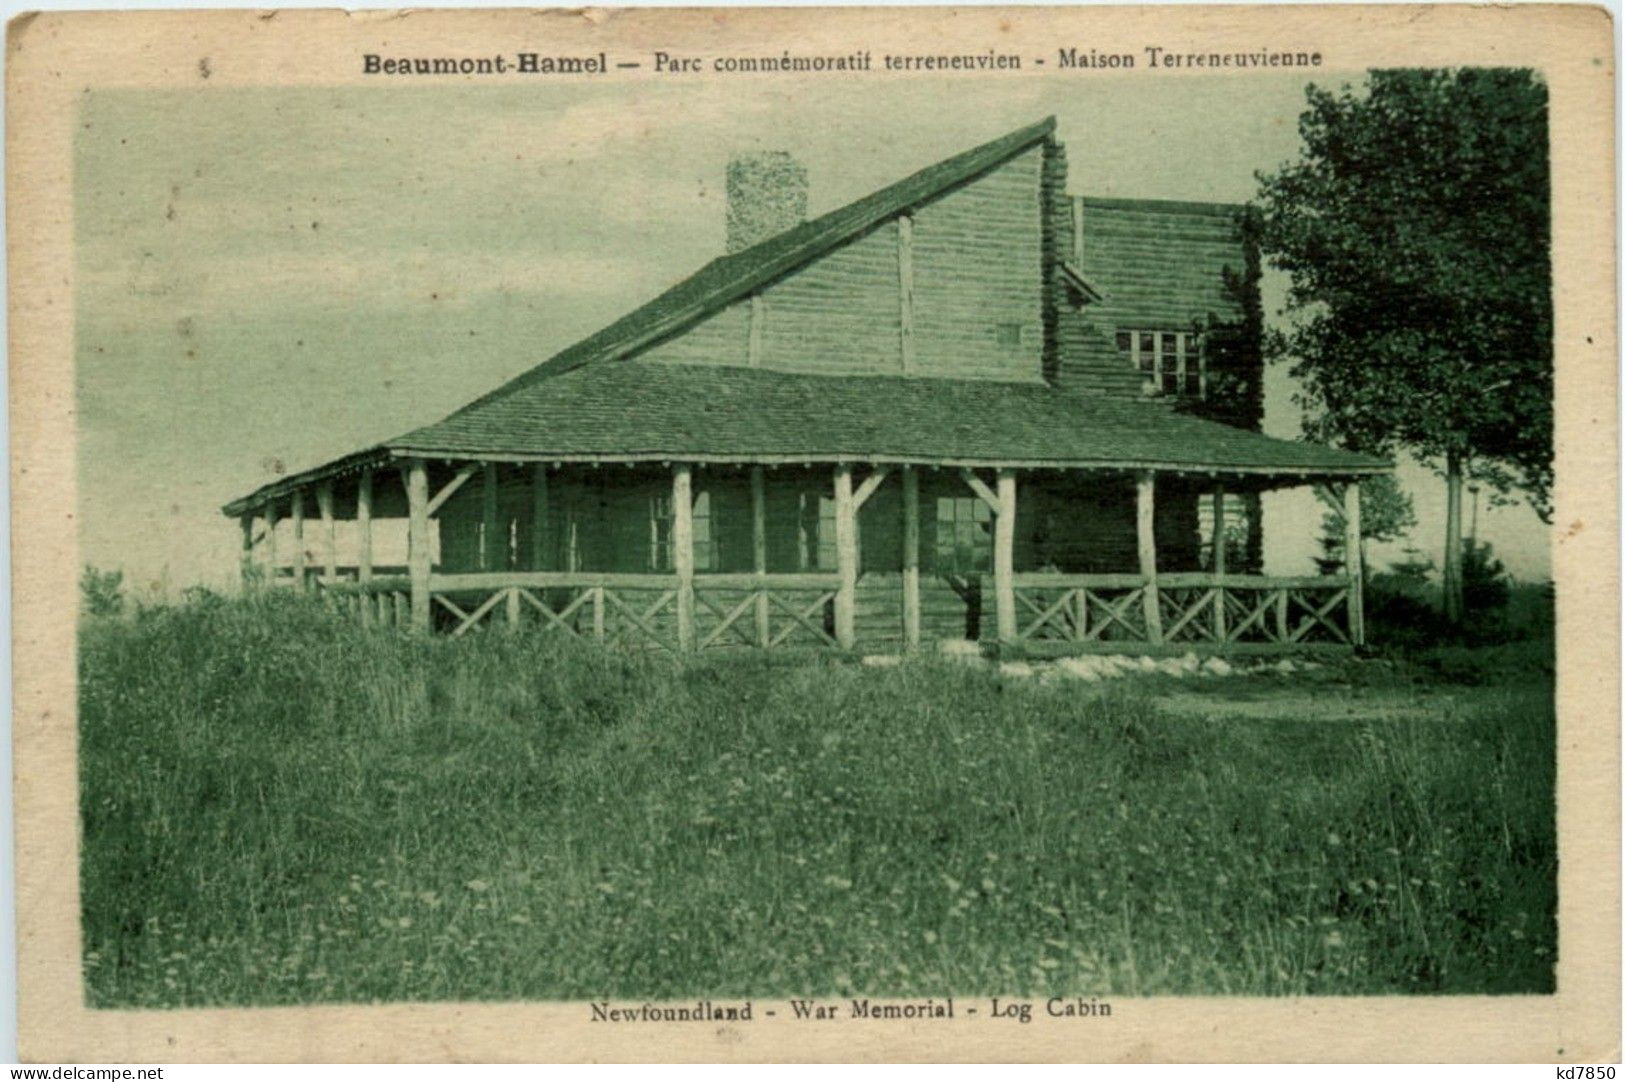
[236,457,1363,655]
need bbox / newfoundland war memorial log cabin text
[221,117,1388,656]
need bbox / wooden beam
[265,501,280,582]
[290,487,307,592]
[833,464,857,649]
[748,293,765,367]
[958,468,999,512]
[751,465,769,647]
[1073,195,1085,265]
[898,213,915,375]
[426,463,479,518]
[672,464,695,651]
[1136,472,1163,644]
[238,515,255,588]
[1212,486,1227,642]
[357,468,374,625]
[481,462,500,571]
[531,464,551,571]
[902,465,921,651]
[1343,481,1366,646]
[355,469,374,581]
[994,469,1017,644]
[852,464,893,511]
[316,480,337,585]
[406,459,431,631]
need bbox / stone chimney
[725,151,808,253]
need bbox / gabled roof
[221,118,1388,518]
[450,115,1058,416]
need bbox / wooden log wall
[640,147,1046,383]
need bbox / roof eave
[219,446,396,518]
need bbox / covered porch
[229,454,1370,656]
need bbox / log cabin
[221,116,1388,655]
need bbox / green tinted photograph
[75,68,1555,1009]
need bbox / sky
[74,75,1552,598]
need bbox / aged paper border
[7,4,1617,1063]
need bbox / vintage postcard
[7,3,1617,1063]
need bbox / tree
[80,565,125,618]
[1312,473,1418,578]
[1256,69,1552,624]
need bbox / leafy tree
[1256,69,1552,623]
[1312,473,1418,578]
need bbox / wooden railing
[692,574,840,651]
[318,571,843,651]
[1011,572,1358,652]
[313,569,1358,654]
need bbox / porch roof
[222,362,1388,515]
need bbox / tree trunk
[1442,453,1464,625]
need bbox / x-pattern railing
[693,586,839,650]
[1013,573,1354,649]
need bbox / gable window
[1117,330,1204,398]
[934,496,993,574]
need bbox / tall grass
[80,592,1555,1007]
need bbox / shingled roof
[222,118,1386,517]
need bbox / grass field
[79,592,1555,1007]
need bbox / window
[650,488,751,573]
[648,494,673,571]
[693,491,714,571]
[934,496,992,574]
[795,491,835,571]
[1116,330,1203,398]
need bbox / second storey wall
[640,146,1046,382]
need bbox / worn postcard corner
[5,2,1618,1064]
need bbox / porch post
[1343,481,1366,646]
[357,467,374,626]
[901,464,921,651]
[316,480,337,586]
[406,458,431,631]
[238,514,254,588]
[1136,471,1163,644]
[750,465,769,647]
[265,500,280,587]
[531,464,551,570]
[290,487,307,593]
[481,462,500,571]
[833,464,857,649]
[673,464,695,651]
[1212,485,1227,641]
[994,468,1017,644]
